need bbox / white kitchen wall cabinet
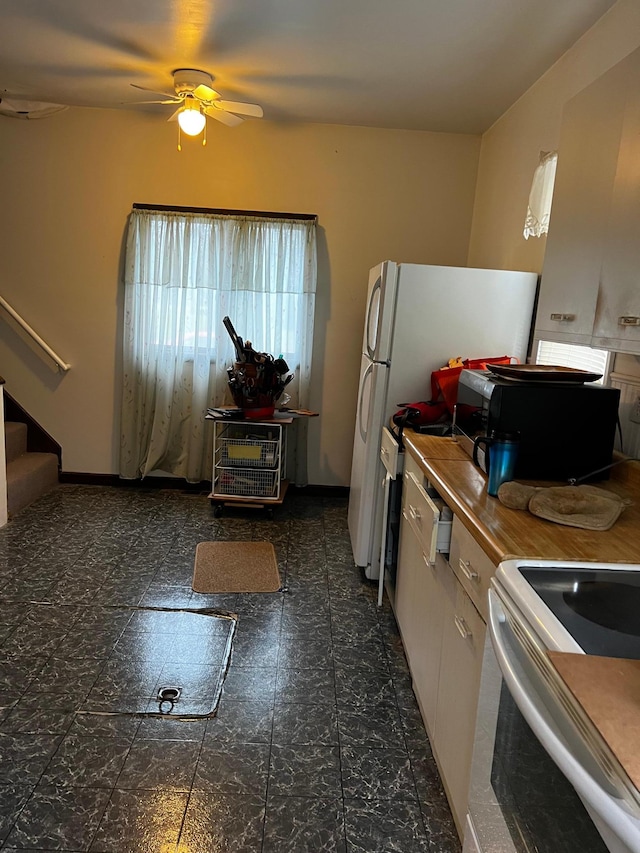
[534,47,640,354]
[595,92,640,350]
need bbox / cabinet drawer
[403,449,425,484]
[381,426,402,476]
[449,516,496,622]
[402,464,452,563]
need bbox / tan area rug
[193,541,281,593]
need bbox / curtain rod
[132,203,317,221]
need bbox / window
[536,340,612,384]
[524,151,558,239]
[120,207,317,482]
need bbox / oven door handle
[488,590,640,853]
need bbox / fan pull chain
[202,119,207,147]
[177,123,182,152]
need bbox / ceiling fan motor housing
[173,69,214,97]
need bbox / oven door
[464,590,631,853]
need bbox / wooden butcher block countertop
[549,652,640,797]
[404,433,640,567]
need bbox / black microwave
[455,369,620,482]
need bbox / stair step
[7,452,59,516]
[5,422,28,464]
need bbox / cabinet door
[434,578,486,831]
[412,551,450,737]
[394,503,420,667]
[534,57,629,344]
[395,479,450,736]
[594,60,640,352]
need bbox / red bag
[392,356,516,440]
[392,400,449,430]
[431,356,513,414]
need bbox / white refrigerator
[348,261,538,580]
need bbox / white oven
[464,559,640,853]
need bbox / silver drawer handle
[618,316,640,327]
[381,446,389,457]
[454,614,471,640]
[550,313,576,322]
[409,505,421,522]
[459,558,479,583]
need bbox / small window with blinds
[535,340,612,384]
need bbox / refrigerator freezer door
[363,261,398,362]
[348,355,389,569]
[384,265,538,424]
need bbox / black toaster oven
[455,369,620,482]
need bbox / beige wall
[467,0,640,274]
[0,109,480,484]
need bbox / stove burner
[563,581,640,636]
[519,565,640,659]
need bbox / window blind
[535,340,611,384]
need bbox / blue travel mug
[473,430,520,497]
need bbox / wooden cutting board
[548,651,640,792]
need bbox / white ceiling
[0,0,618,134]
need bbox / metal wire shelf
[218,437,279,469]
[211,419,285,504]
[214,468,279,498]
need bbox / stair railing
[0,295,71,373]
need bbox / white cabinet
[595,93,640,350]
[434,574,486,829]
[412,552,452,737]
[394,455,490,834]
[395,454,453,734]
[395,511,420,665]
[396,512,450,734]
[534,46,640,354]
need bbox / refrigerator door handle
[358,361,374,443]
[365,275,382,359]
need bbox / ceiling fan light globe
[178,106,206,136]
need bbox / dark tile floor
[0,485,461,852]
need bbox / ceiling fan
[131,68,263,147]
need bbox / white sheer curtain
[523,150,558,239]
[120,208,317,483]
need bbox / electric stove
[518,565,640,660]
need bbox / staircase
[5,421,59,516]
[4,406,59,518]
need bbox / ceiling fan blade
[193,83,220,101]
[217,100,263,118]
[167,108,183,122]
[203,105,244,127]
[130,83,176,99]
[130,99,180,105]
